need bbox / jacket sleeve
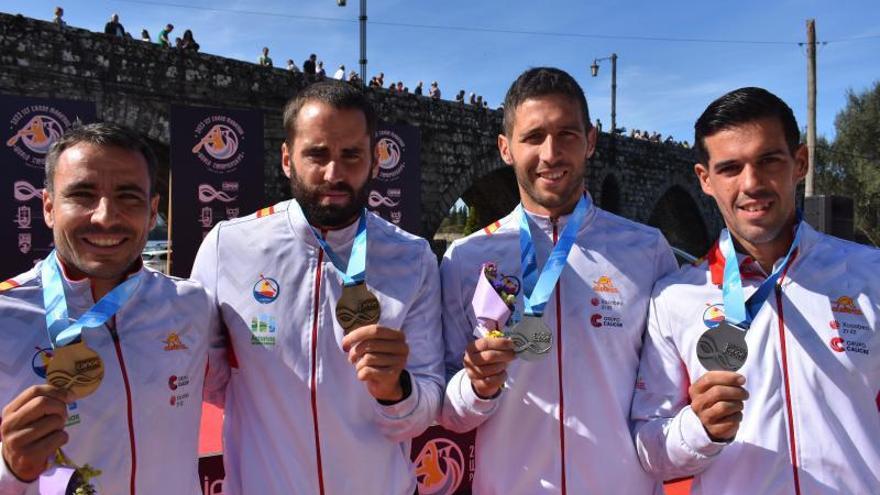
[0,453,30,495]
[371,241,444,442]
[630,280,726,480]
[190,224,230,408]
[438,243,501,433]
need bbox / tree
[462,206,479,235]
[830,81,880,246]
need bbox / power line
[111,0,867,47]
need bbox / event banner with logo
[170,106,264,277]
[368,123,421,235]
[0,94,96,278]
[411,425,476,494]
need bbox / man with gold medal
[0,123,223,494]
[191,80,444,495]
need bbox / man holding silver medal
[439,67,677,494]
[190,80,444,494]
[631,87,880,493]
[0,123,223,494]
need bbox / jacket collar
[519,191,597,238]
[287,198,362,255]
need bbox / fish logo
[14,180,44,202]
[703,304,725,328]
[414,438,465,495]
[198,184,237,204]
[253,276,280,304]
[368,190,400,208]
[192,124,240,160]
[7,115,64,154]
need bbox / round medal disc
[45,341,104,400]
[507,315,552,361]
[697,321,749,371]
[336,283,381,334]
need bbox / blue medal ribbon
[518,194,589,317]
[719,214,803,328]
[41,251,141,348]
[297,202,368,287]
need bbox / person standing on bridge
[439,66,677,494]
[191,80,444,495]
[631,87,880,494]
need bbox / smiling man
[191,80,443,494]
[0,122,222,494]
[439,67,677,494]
[631,87,880,494]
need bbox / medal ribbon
[41,250,141,348]
[719,215,803,328]
[518,194,589,317]
[298,203,368,287]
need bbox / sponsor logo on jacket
[250,314,277,346]
[253,276,280,304]
[593,276,619,293]
[832,295,863,315]
[163,332,188,351]
[703,304,725,328]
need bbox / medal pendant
[697,321,749,371]
[336,283,381,334]
[46,341,104,400]
[508,315,552,361]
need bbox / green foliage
[462,206,479,235]
[817,81,880,246]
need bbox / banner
[170,106,264,277]
[368,123,421,235]
[0,95,96,278]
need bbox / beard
[290,173,369,229]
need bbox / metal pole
[359,0,367,86]
[805,19,817,196]
[610,53,617,134]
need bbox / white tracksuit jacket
[440,194,677,494]
[0,255,221,495]
[191,200,444,495]
[631,223,880,494]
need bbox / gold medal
[46,342,104,400]
[335,283,380,334]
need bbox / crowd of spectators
[628,128,690,147]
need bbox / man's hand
[689,371,749,442]
[342,325,409,402]
[464,337,516,399]
[1,385,74,482]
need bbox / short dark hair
[502,67,591,136]
[282,80,377,146]
[45,122,159,195]
[694,87,800,164]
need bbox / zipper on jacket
[309,248,327,495]
[551,220,567,495]
[775,267,801,495]
[107,322,137,495]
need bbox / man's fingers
[353,352,406,370]
[693,384,749,409]
[2,386,73,417]
[470,371,508,398]
[342,325,403,352]
[469,337,515,353]
[465,348,516,368]
[690,371,746,396]
[699,399,745,424]
[2,413,67,450]
[347,340,409,364]
[1,395,69,436]
[465,361,509,379]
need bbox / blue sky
[4,0,879,143]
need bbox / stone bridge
[0,12,722,256]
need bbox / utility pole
[359,0,367,86]
[806,19,817,196]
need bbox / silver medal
[697,320,749,371]
[508,315,552,361]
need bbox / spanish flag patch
[256,206,276,218]
[0,278,20,292]
[482,221,502,236]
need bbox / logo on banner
[375,130,406,181]
[14,205,32,229]
[14,180,44,202]
[191,116,246,174]
[199,207,213,228]
[6,106,72,168]
[198,184,237,203]
[414,438,465,495]
[368,190,400,208]
[18,233,32,254]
